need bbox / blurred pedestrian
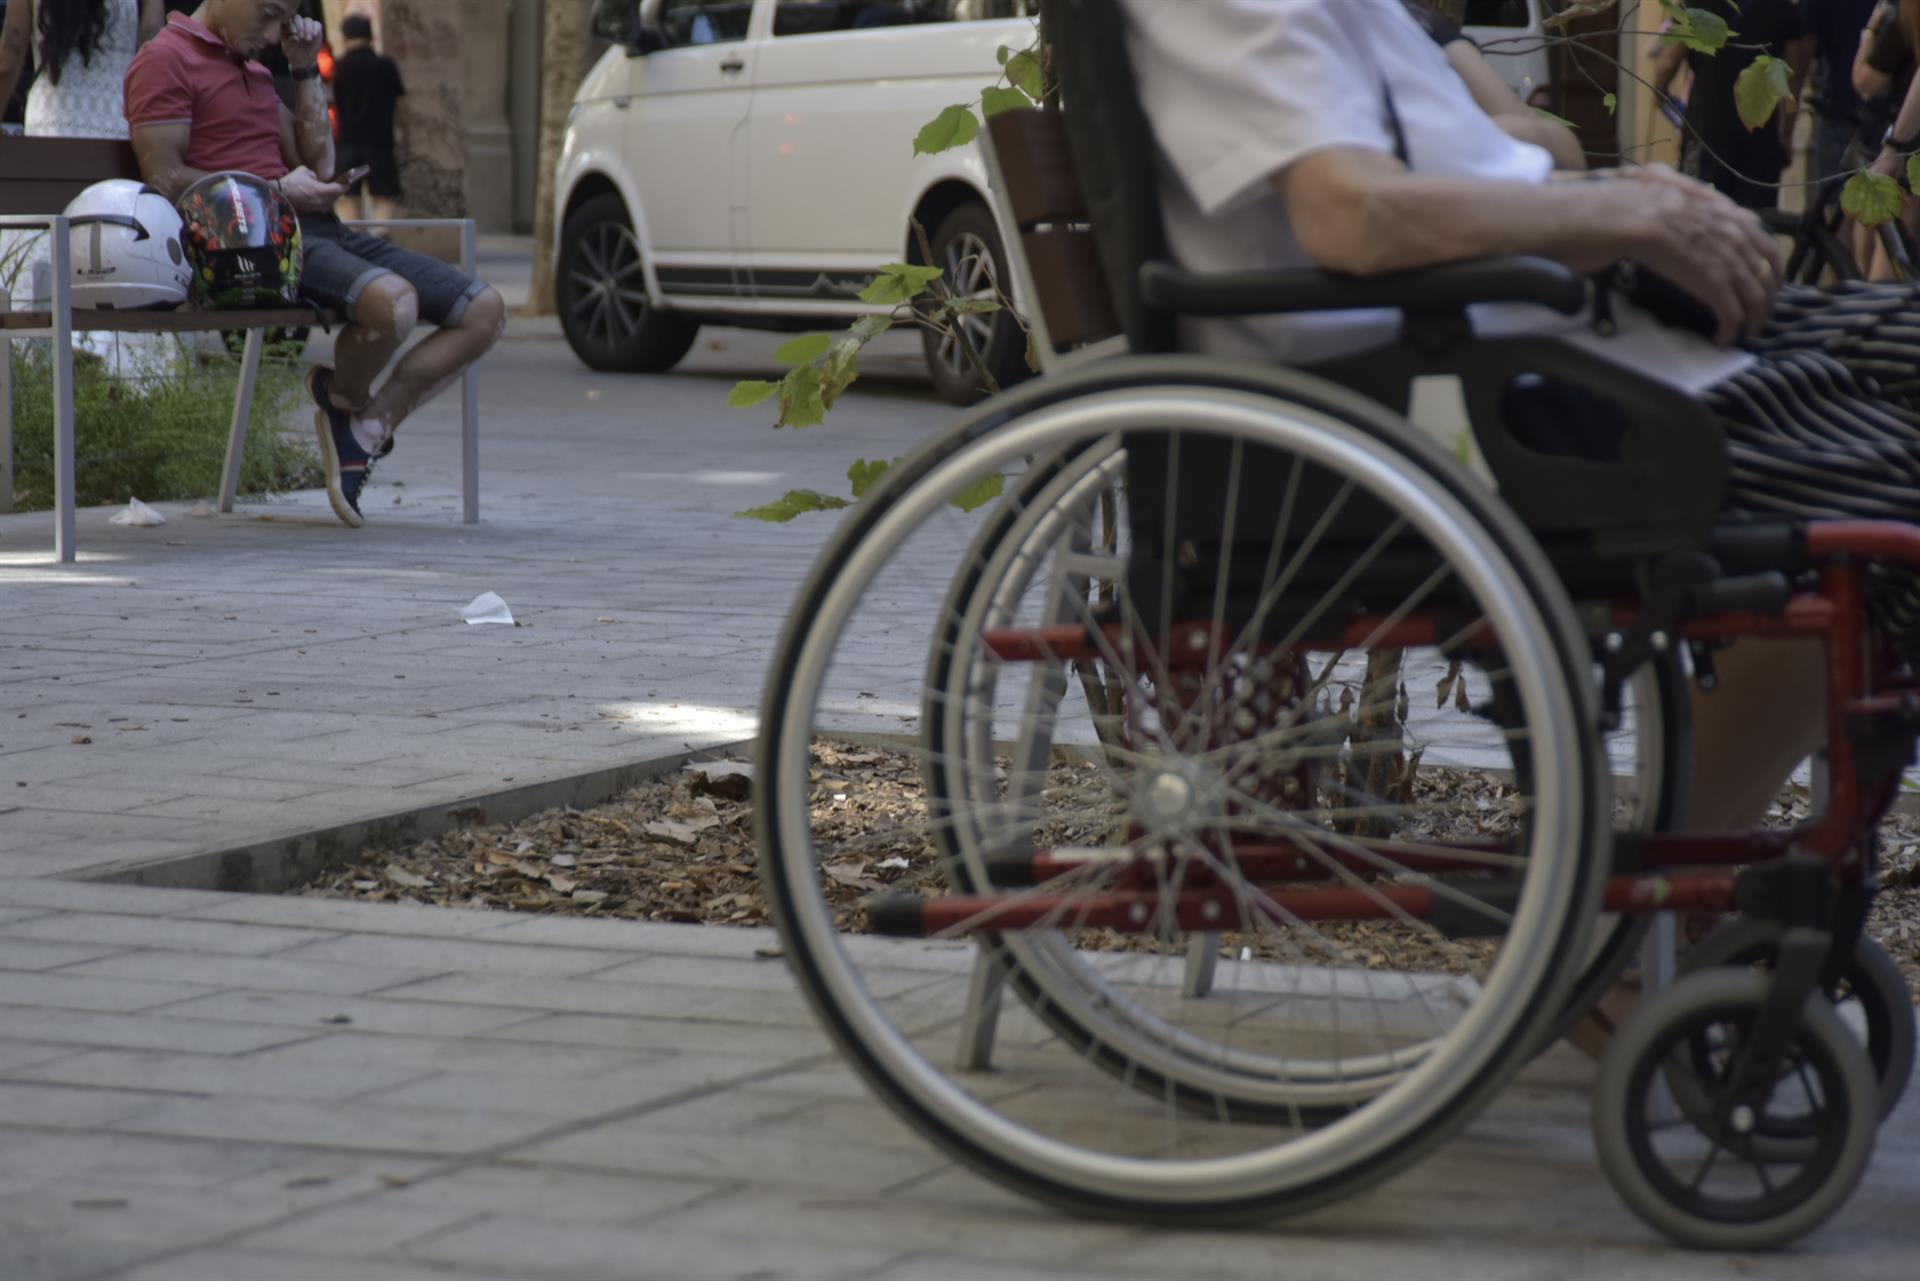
[0,0,165,139]
[331,11,405,224]
[1803,0,1882,183]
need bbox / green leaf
[850,314,895,341]
[949,471,1005,513]
[778,365,827,429]
[847,457,893,499]
[981,86,1031,118]
[941,297,1003,317]
[773,333,833,367]
[1602,92,1618,116]
[727,379,780,409]
[735,489,852,523]
[913,104,980,156]
[821,337,862,409]
[1906,153,1920,197]
[1842,170,1905,228]
[1529,106,1577,129]
[996,44,1012,66]
[859,263,946,307]
[1659,6,1735,55]
[1004,49,1044,101]
[1733,55,1792,131]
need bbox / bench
[0,136,480,562]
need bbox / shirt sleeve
[1120,0,1394,219]
[123,45,194,129]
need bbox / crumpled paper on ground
[109,498,166,527]
[459,591,515,626]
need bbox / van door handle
[719,57,746,74]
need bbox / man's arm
[280,15,334,178]
[1442,40,1585,171]
[1277,148,1781,347]
[130,123,214,202]
[0,0,31,116]
[1782,33,1816,150]
[138,0,165,44]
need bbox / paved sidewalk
[0,877,1913,1281]
[0,318,947,881]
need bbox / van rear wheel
[558,193,698,373]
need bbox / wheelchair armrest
[1136,256,1588,319]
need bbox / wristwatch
[288,64,321,81]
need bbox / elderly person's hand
[1623,173,1781,346]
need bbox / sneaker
[308,366,373,528]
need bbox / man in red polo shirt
[124,1,505,528]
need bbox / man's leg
[1685,640,1826,831]
[329,275,418,415]
[357,285,507,438]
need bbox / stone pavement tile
[354,1053,767,1121]
[0,940,125,972]
[0,913,334,957]
[476,916,781,956]
[231,1165,727,1258]
[2,784,195,815]
[112,1095,562,1158]
[0,881,230,917]
[370,973,823,1028]
[0,1042,79,1073]
[0,1083,168,1128]
[4,1049,429,1105]
[54,949,441,998]
[483,1012,833,1062]
[404,1212,898,1281]
[876,1258,1139,1281]
[506,1122,948,1198]
[150,990,544,1038]
[0,1007,318,1056]
[0,972,215,1015]
[273,934,634,980]
[184,895,517,938]
[105,1246,484,1281]
[240,1030,665,1080]
[0,1129,305,1192]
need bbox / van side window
[773,0,1035,38]
[662,0,755,45]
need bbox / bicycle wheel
[757,360,1610,1219]
[920,429,1687,1108]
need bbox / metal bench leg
[219,328,265,514]
[1,329,13,517]
[51,224,75,563]
[1183,932,1220,998]
[956,943,1010,1071]
[460,219,479,525]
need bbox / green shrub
[4,337,321,512]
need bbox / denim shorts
[297,215,487,327]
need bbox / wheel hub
[1132,759,1227,840]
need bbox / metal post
[219,328,265,513]
[460,218,480,525]
[956,944,1009,1072]
[49,217,75,563]
[1183,933,1220,999]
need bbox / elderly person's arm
[1278,148,1780,347]
[0,0,30,115]
[1442,39,1585,171]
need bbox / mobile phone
[339,165,372,187]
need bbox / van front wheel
[558,193,698,373]
[919,203,1031,405]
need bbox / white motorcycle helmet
[63,180,192,311]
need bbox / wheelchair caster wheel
[1593,968,1878,1249]
[1675,920,1915,1154]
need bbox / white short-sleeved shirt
[1117,0,1753,391]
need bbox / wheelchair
[753,0,1916,1249]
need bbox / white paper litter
[459,591,515,626]
[109,498,166,527]
[187,500,213,518]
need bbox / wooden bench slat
[1,308,340,333]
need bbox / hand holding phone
[338,165,372,188]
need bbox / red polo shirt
[123,13,289,181]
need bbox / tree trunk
[530,1,607,315]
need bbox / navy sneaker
[308,366,373,528]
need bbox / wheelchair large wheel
[918,428,1687,1114]
[757,360,1610,1220]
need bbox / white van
[556,0,1039,404]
